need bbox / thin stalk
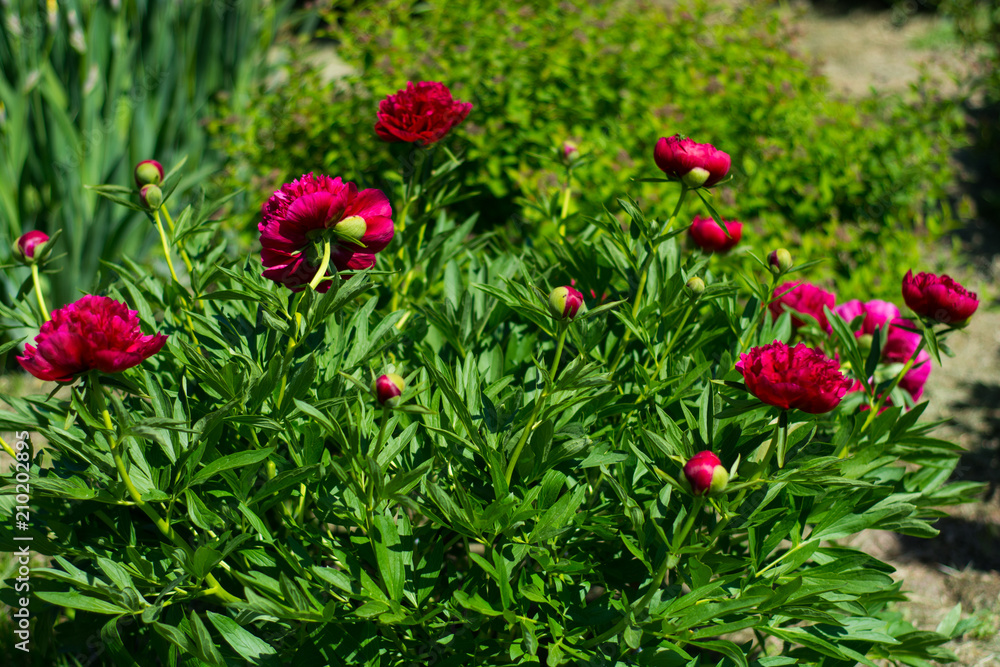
[153,210,180,284]
[859,337,928,434]
[375,408,390,456]
[160,206,195,275]
[90,378,239,603]
[505,324,568,484]
[0,434,17,459]
[585,495,705,648]
[308,239,332,291]
[30,264,50,322]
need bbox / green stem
[375,408,390,456]
[30,263,50,322]
[89,377,239,604]
[308,239,332,291]
[560,184,572,221]
[153,210,180,284]
[160,206,195,276]
[585,495,705,648]
[505,324,568,484]
[858,337,927,435]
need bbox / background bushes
[211,0,966,299]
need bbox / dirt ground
[793,1,1000,664]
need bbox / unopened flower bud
[857,334,873,358]
[768,248,793,274]
[683,450,729,496]
[140,184,162,210]
[375,373,405,408]
[548,285,584,321]
[134,159,164,188]
[684,276,706,299]
[13,230,50,264]
[562,141,578,162]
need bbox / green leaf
[206,612,277,662]
[372,515,405,602]
[35,591,128,615]
[190,448,275,486]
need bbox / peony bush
[0,75,986,666]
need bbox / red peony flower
[769,281,836,332]
[901,270,979,325]
[375,81,473,146]
[737,341,852,414]
[259,173,394,292]
[688,215,742,254]
[17,295,168,382]
[683,451,729,496]
[653,135,731,188]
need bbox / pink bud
[562,141,578,161]
[683,451,729,495]
[14,230,50,263]
[374,373,405,408]
[134,159,164,188]
[548,285,584,321]
[767,248,792,274]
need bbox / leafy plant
[0,132,983,664]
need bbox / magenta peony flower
[259,173,394,292]
[17,295,168,382]
[737,341,853,414]
[769,281,836,332]
[13,230,50,263]
[653,135,731,188]
[683,451,729,496]
[833,299,900,336]
[374,373,405,408]
[688,215,742,254]
[375,81,473,146]
[901,270,979,325]
[548,285,584,321]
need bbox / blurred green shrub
[210,0,965,299]
[0,0,291,311]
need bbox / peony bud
[684,451,729,496]
[140,184,163,210]
[684,276,706,299]
[768,248,793,274]
[562,141,578,162]
[548,285,584,321]
[134,159,164,188]
[374,373,405,408]
[13,230,50,264]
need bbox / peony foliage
[0,89,985,667]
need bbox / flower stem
[30,263,50,322]
[89,378,239,603]
[0,434,17,459]
[160,206,195,276]
[505,324,568,484]
[585,494,705,648]
[858,337,928,435]
[375,408,390,456]
[308,239,332,291]
[153,210,180,284]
